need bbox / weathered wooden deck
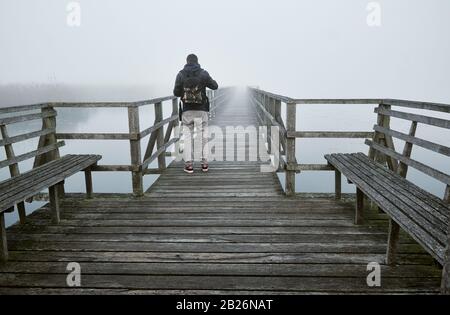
[0,92,443,294]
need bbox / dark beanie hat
[186,54,199,64]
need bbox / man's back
[173,55,218,112]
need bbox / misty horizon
[1,0,450,105]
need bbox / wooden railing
[249,87,450,198]
[0,89,227,197]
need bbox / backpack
[182,72,203,105]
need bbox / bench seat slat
[351,153,449,218]
[0,155,80,194]
[0,155,101,213]
[325,153,448,264]
[0,155,85,201]
[342,154,448,234]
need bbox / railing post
[266,97,272,154]
[155,102,166,170]
[285,102,297,196]
[172,98,181,157]
[128,106,143,196]
[0,124,27,224]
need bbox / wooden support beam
[128,106,143,196]
[49,185,60,224]
[375,107,450,129]
[285,102,297,196]
[0,213,7,262]
[84,169,93,199]
[355,188,364,225]
[335,170,342,200]
[287,131,374,139]
[386,218,401,266]
[442,186,450,294]
[398,121,418,178]
[154,102,166,170]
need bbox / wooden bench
[0,106,101,261]
[325,102,450,294]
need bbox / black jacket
[173,63,218,112]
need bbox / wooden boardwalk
[0,92,443,294]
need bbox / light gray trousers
[182,110,209,163]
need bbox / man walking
[174,54,218,174]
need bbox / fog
[1,1,450,228]
[1,0,450,103]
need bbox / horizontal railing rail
[248,87,450,198]
[0,89,227,196]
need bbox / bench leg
[441,226,450,294]
[17,202,26,224]
[386,218,400,266]
[49,185,60,224]
[84,169,93,199]
[443,263,450,295]
[355,188,364,225]
[58,181,66,199]
[0,213,8,262]
[335,170,341,200]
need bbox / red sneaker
[201,162,209,173]
[184,163,194,174]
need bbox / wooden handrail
[250,87,450,197]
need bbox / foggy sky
[1,0,450,102]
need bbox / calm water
[1,88,449,227]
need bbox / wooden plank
[366,140,450,185]
[293,99,381,105]
[56,133,135,140]
[289,164,334,171]
[0,141,65,169]
[4,239,424,254]
[287,131,374,138]
[128,106,143,196]
[0,103,49,114]
[0,273,440,293]
[0,110,56,125]
[375,107,450,129]
[0,262,441,278]
[91,165,134,172]
[373,125,450,157]
[1,249,437,266]
[384,99,450,113]
[0,128,55,147]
